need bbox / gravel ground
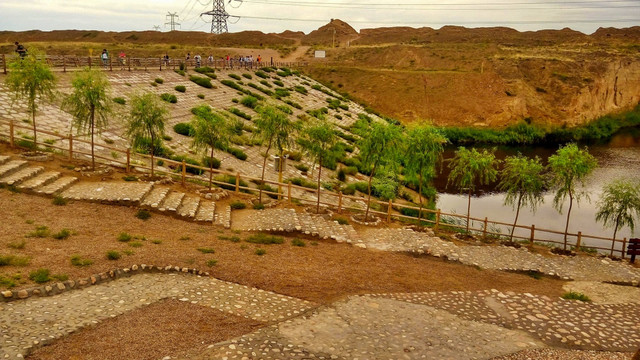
[491,348,635,360]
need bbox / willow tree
[5,52,56,147]
[190,105,229,190]
[403,123,447,223]
[447,147,499,233]
[358,121,402,221]
[126,92,169,177]
[548,143,597,250]
[595,178,640,255]
[498,154,546,240]
[253,105,297,202]
[63,68,111,170]
[298,120,339,213]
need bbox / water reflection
[434,131,640,253]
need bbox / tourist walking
[101,49,109,68]
[14,42,27,59]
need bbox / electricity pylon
[201,0,230,34]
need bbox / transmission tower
[201,0,230,34]
[165,12,180,31]
[152,25,161,31]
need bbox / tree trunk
[209,147,214,190]
[563,191,574,251]
[32,111,37,149]
[466,188,472,233]
[418,172,423,225]
[90,108,95,171]
[510,194,523,241]
[278,150,284,200]
[364,163,377,222]
[610,218,620,256]
[150,133,155,177]
[258,139,273,203]
[316,158,322,213]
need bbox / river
[433,128,640,255]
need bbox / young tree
[5,52,56,147]
[253,105,297,202]
[403,123,447,223]
[595,178,640,255]
[298,120,339,213]
[358,121,402,221]
[63,68,111,170]
[548,143,597,250]
[126,92,169,177]
[190,105,229,190]
[447,147,499,233]
[497,154,546,240]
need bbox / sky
[1,0,639,35]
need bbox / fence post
[483,217,488,239]
[128,58,131,72]
[125,148,130,172]
[288,181,292,203]
[2,54,6,74]
[435,209,441,231]
[622,238,627,258]
[9,120,14,147]
[181,161,186,186]
[144,58,147,72]
[159,58,162,71]
[109,57,113,71]
[235,172,240,193]
[68,133,73,160]
[62,56,66,73]
[530,224,535,244]
[338,191,343,213]
[576,231,582,252]
[387,199,392,223]
[88,56,91,69]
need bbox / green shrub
[113,97,126,105]
[337,168,346,181]
[253,203,265,210]
[294,85,308,95]
[242,73,252,79]
[562,291,591,302]
[246,233,284,245]
[179,62,186,71]
[135,209,151,220]
[227,147,248,161]
[291,238,306,247]
[284,100,302,109]
[106,250,121,260]
[240,96,258,109]
[197,247,216,254]
[174,69,186,76]
[155,78,164,84]
[295,163,309,173]
[206,259,218,266]
[173,123,194,136]
[194,66,215,74]
[335,216,349,225]
[274,88,290,98]
[160,93,177,103]
[122,175,138,182]
[273,80,284,87]
[276,105,293,114]
[221,79,242,91]
[228,107,252,120]
[8,240,26,249]
[117,232,132,242]
[52,228,71,240]
[151,82,158,87]
[28,225,49,238]
[52,196,67,206]
[248,83,273,96]
[29,268,51,283]
[214,175,250,193]
[288,177,317,189]
[197,94,205,99]
[202,156,221,169]
[255,70,269,78]
[175,85,186,92]
[229,74,241,80]
[230,201,247,210]
[0,255,30,266]
[259,80,272,88]
[189,75,213,88]
[255,248,266,256]
[70,255,93,267]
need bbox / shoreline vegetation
[439,103,640,146]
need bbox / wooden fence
[1,54,307,74]
[0,119,630,258]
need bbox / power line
[234,0,639,6]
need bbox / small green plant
[122,175,138,182]
[152,239,163,245]
[175,85,186,92]
[197,94,205,99]
[335,216,349,225]
[291,238,306,247]
[0,275,20,288]
[160,93,178,103]
[0,255,30,266]
[245,233,284,245]
[189,75,213,88]
[123,249,135,256]
[230,201,247,210]
[218,235,241,243]
[53,274,69,281]
[70,255,93,267]
[155,78,164,84]
[117,232,132,242]
[129,241,143,248]
[8,240,26,249]
[255,248,266,256]
[197,247,215,254]
[253,203,265,210]
[151,82,158,87]
[135,209,151,220]
[25,219,34,224]
[113,97,126,105]
[229,73,241,80]
[179,236,191,241]
[562,291,591,302]
[52,228,71,240]
[50,195,67,206]
[29,268,51,284]
[28,225,49,238]
[106,250,121,260]
[206,259,218,266]
[525,270,542,280]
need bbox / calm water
[434,129,640,254]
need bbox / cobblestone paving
[0,273,316,359]
[35,176,77,195]
[60,181,153,204]
[0,166,42,186]
[195,295,543,360]
[16,171,60,191]
[371,289,640,352]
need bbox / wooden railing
[0,119,630,258]
[0,54,307,74]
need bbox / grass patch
[179,236,191,241]
[206,259,218,266]
[334,216,349,225]
[189,75,213,88]
[254,248,266,256]
[562,291,591,302]
[253,203,265,210]
[291,238,306,247]
[152,239,163,245]
[28,268,51,284]
[218,235,240,243]
[27,225,49,238]
[160,93,177,103]
[135,209,151,220]
[129,241,143,248]
[155,78,164,84]
[123,250,135,256]
[173,122,194,136]
[245,233,284,245]
[175,85,186,93]
[113,97,126,105]
[197,94,205,99]
[0,254,30,267]
[230,201,247,210]
[52,228,71,240]
[7,240,26,249]
[122,175,138,182]
[197,247,216,254]
[117,232,132,242]
[70,255,93,267]
[106,250,121,260]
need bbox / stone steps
[0,155,9,165]
[60,182,153,204]
[0,160,28,178]
[0,166,43,186]
[177,195,200,218]
[195,201,216,223]
[158,191,184,213]
[36,176,78,195]
[18,171,62,191]
[214,204,231,229]
[140,186,171,209]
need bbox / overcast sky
[1,0,638,35]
